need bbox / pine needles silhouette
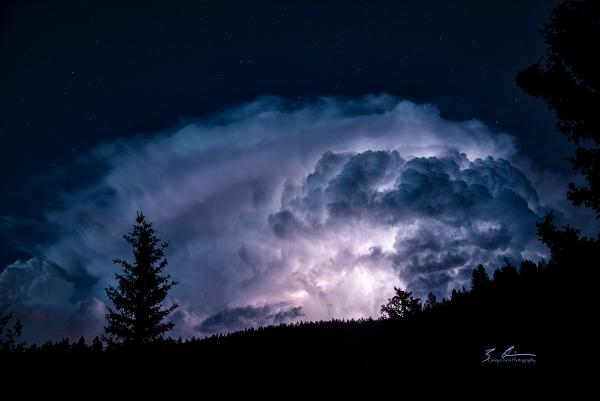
[517,0,600,219]
[104,212,178,348]
[380,287,422,319]
[0,312,22,353]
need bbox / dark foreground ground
[2,258,593,399]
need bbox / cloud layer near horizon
[0,95,566,342]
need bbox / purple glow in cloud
[0,95,582,342]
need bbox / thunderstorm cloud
[0,95,579,342]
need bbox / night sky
[0,0,588,341]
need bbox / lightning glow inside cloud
[0,95,567,341]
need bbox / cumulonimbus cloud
[0,94,577,342]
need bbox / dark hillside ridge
[3,245,594,397]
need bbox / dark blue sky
[1,0,563,265]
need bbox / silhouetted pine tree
[72,336,87,353]
[424,292,438,310]
[380,287,422,319]
[0,312,22,352]
[470,264,490,293]
[91,336,103,353]
[104,212,178,347]
[519,260,539,281]
[516,0,600,218]
[493,262,519,288]
[536,211,583,264]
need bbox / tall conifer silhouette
[104,212,177,346]
[380,287,422,319]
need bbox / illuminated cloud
[273,149,547,299]
[0,95,567,341]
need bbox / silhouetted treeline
[5,238,593,355]
[3,240,594,396]
[2,193,596,398]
